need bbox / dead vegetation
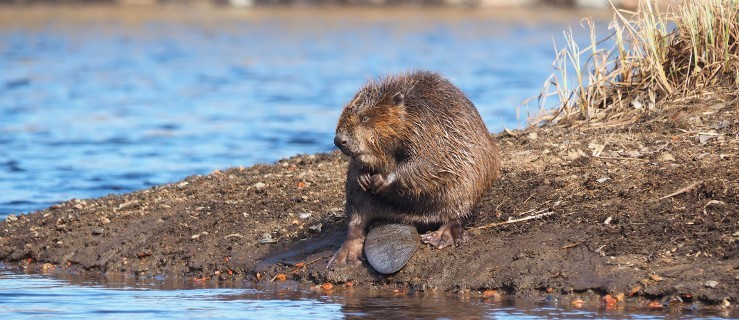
[534,0,739,128]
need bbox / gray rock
[364,223,418,274]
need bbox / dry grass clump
[535,0,739,128]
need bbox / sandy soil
[1,95,736,311]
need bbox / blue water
[1,7,696,319]
[4,267,718,319]
[0,7,590,218]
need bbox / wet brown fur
[330,70,500,266]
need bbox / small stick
[560,241,584,250]
[659,181,700,200]
[593,155,650,162]
[475,209,555,230]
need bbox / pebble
[658,153,676,162]
[309,223,322,232]
[6,214,18,222]
[258,233,277,244]
[299,212,312,219]
[543,294,559,304]
[254,182,266,189]
[91,228,104,235]
[704,280,718,288]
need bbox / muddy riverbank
[1,93,736,309]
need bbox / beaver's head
[335,79,410,171]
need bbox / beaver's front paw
[358,172,395,194]
[327,238,365,268]
[420,221,468,249]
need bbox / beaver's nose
[334,134,348,148]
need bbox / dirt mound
[1,96,736,307]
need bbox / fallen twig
[659,181,700,200]
[475,209,555,230]
[560,241,584,250]
[593,155,650,162]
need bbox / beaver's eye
[361,116,370,123]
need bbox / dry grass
[533,0,739,128]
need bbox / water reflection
[5,267,729,319]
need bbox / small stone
[721,298,731,308]
[299,213,312,219]
[309,223,322,233]
[658,153,676,162]
[704,280,718,288]
[91,228,104,235]
[6,214,18,222]
[254,182,266,189]
[259,233,277,244]
[650,274,664,282]
[364,223,418,274]
[596,177,610,183]
[100,217,111,224]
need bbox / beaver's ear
[392,92,404,107]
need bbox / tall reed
[535,0,738,127]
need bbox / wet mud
[1,97,737,309]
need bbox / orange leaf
[647,301,663,309]
[601,294,618,308]
[321,282,334,290]
[272,274,287,282]
[344,281,353,287]
[545,287,554,293]
[629,286,640,296]
[297,181,306,189]
[482,290,497,297]
[294,262,305,268]
[571,299,585,308]
[227,269,233,275]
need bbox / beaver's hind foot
[420,222,468,249]
[327,238,364,268]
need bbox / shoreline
[1,96,736,310]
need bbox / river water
[0,6,716,319]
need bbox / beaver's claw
[420,222,468,249]
[326,238,364,269]
[358,172,394,194]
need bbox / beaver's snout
[334,132,353,156]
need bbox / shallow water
[0,6,606,218]
[3,266,721,319]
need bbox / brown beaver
[328,70,500,267]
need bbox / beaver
[328,70,500,267]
